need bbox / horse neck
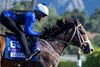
[40,39,66,55]
[48,40,66,55]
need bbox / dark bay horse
[0,18,93,67]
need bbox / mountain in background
[0,0,100,15]
[37,0,100,15]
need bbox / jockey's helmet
[34,3,49,16]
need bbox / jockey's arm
[24,12,40,37]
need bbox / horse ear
[74,19,80,26]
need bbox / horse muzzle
[83,44,94,54]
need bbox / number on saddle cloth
[4,32,39,61]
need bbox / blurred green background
[0,0,100,67]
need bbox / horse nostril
[91,49,94,52]
[89,49,94,54]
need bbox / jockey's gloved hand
[39,33,46,38]
[39,32,49,38]
[38,32,43,36]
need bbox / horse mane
[42,17,75,37]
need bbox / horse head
[42,18,94,54]
[58,18,94,54]
[70,19,94,54]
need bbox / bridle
[45,22,91,55]
[55,23,87,50]
[66,23,90,50]
[68,24,81,43]
[46,23,83,45]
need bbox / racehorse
[0,18,93,67]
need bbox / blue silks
[4,34,39,61]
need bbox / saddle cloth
[4,33,39,61]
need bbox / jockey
[0,3,49,61]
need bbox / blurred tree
[62,45,77,55]
[83,48,100,67]
[11,0,36,10]
[5,0,8,10]
[90,8,100,33]
[62,9,89,29]
[46,7,60,27]
[31,0,36,10]
[93,35,100,47]
[35,7,60,32]
[21,0,36,10]
[20,1,32,10]
[11,1,24,10]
